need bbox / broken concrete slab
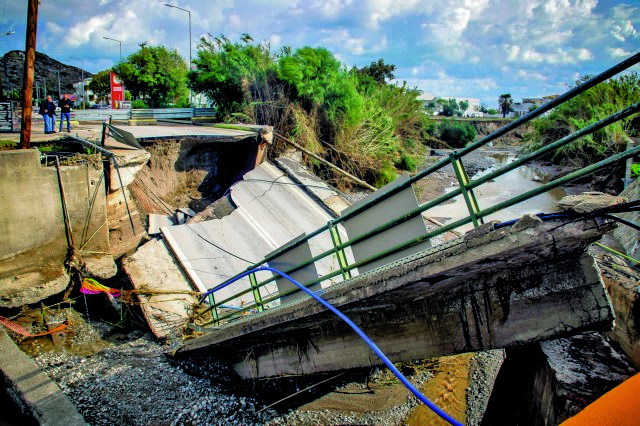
[275,153,352,216]
[162,161,345,307]
[483,333,636,425]
[148,213,175,235]
[123,238,200,341]
[557,191,626,213]
[177,216,617,379]
[0,150,113,303]
[0,265,68,308]
[0,328,87,425]
[613,179,640,262]
[598,251,640,369]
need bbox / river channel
[427,150,569,231]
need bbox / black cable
[188,226,257,265]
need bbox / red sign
[110,72,124,109]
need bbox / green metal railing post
[249,272,265,312]
[450,153,483,227]
[328,222,352,280]
[207,293,219,324]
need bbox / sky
[0,0,639,107]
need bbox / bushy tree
[88,69,112,100]
[437,120,477,148]
[278,47,341,104]
[189,37,426,188]
[113,45,188,107]
[356,58,396,84]
[526,72,640,166]
[188,35,277,121]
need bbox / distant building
[418,93,482,117]
[73,78,95,106]
[510,95,559,117]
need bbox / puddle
[427,151,567,231]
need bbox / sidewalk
[1,119,104,145]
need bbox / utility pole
[20,0,39,149]
[81,69,84,109]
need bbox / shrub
[437,120,476,148]
[525,72,640,167]
[131,99,149,109]
[375,162,397,187]
[394,154,416,172]
[632,163,640,179]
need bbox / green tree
[437,120,476,148]
[278,46,341,104]
[88,69,112,101]
[526,72,640,167]
[498,93,513,118]
[459,100,469,115]
[356,58,396,84]
[188,35,276,120]
[113,45,188,107]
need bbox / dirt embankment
[470,120,531,145]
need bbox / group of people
[38,94,73,134]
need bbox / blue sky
[1,0,638,107]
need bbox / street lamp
[103,36,122,61]
[103,36,125,108]
[164,2,192,105]
[56,70,61,98]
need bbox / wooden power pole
[20,0,39,149]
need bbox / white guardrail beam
[71,108,216,121]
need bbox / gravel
[31,313,272,426]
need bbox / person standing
[38,97,50,133]
[46,96,57,133]
[58,94,72,132]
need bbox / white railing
[71,107,216,122]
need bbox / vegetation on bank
[187,35,429,188]
[525,72,639,168]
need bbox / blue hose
[202,266,464,426]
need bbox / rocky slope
[0,50,92,98]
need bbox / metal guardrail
[195,51,640,326]
[71,107,216,121]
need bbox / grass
[0,139,17,151]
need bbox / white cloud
[66,14,116,48]
[608,47,632,58]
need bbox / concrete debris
[161,161,345,306]
[557,191,627,213]
[123,238,200,340]
[148,214,175,235]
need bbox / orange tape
[0,316,68,337]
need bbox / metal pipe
[274,132,377,191]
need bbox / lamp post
[103,36,124,108]
[56,70,61,98]
[164,2,192,105]
[103,36,122,61]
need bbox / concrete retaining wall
[0,150,112,306]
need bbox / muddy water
[427,151,567,230]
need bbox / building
[73,78,95,107]
[418,93,482,117]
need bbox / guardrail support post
[329,222,352,280]
[450,152,483,227]
[207,294,219,324]
[249,272,265,312]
